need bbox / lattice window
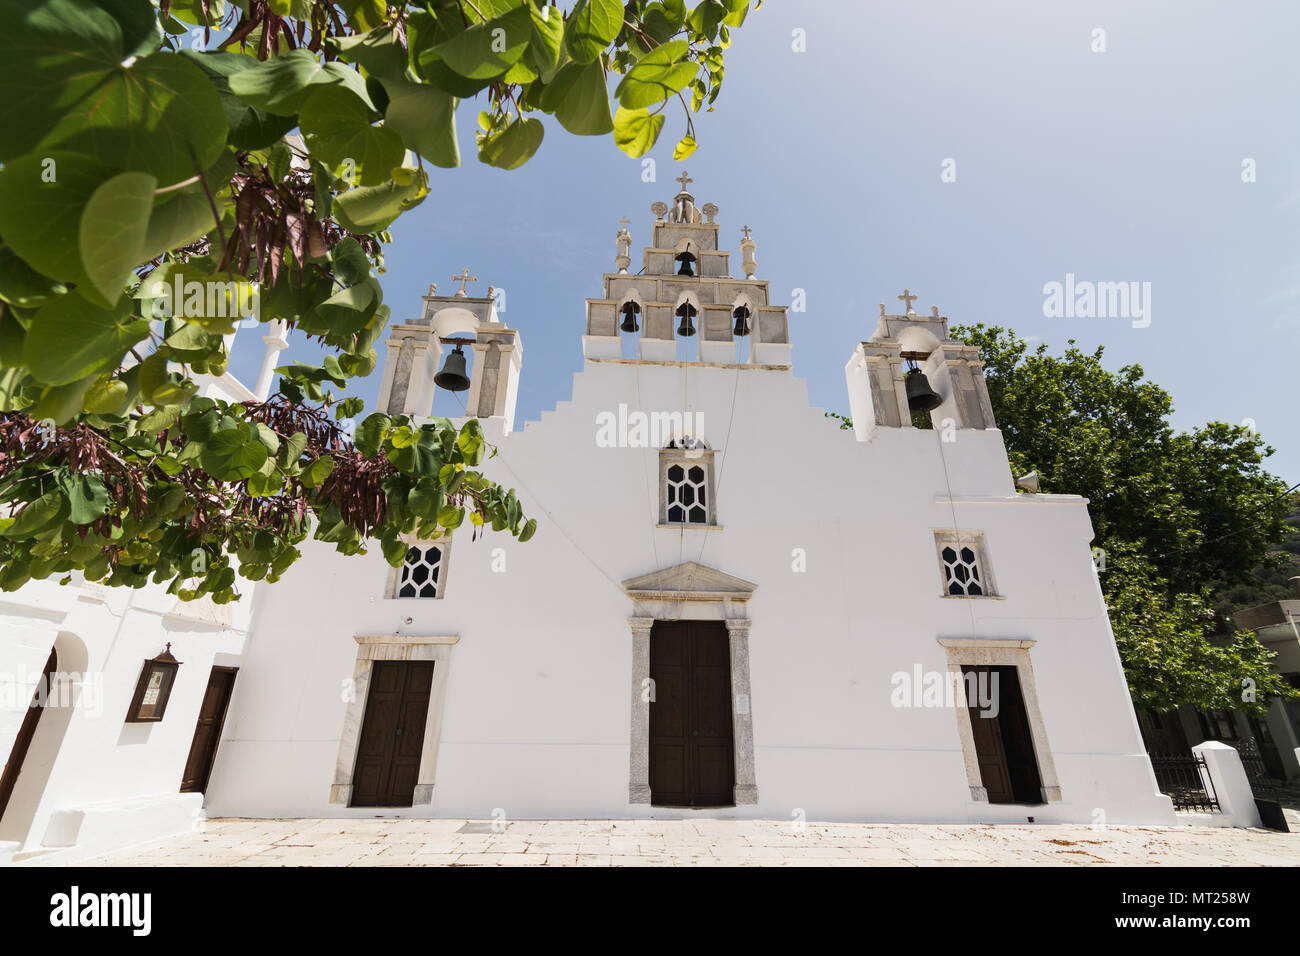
[396,543,445,598]
[666,462,709,524]
[935,532,996,597]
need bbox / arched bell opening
[674,300,699,362]
[618,300,642,360]
[902,350,942,430]
[674,251,697,276]
[433,335,475,414]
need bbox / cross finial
[675,170,693,192]
[451,268,477,297]
[617,215,630,232]
[741,224,752,240]
[897,288,917,313]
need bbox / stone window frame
[658,441,718,528]
[622,562,758,808]
[329,634,458,808]
[385,533,453,600]
[933,529,1000,598]
[936,637,1062,805]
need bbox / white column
[253,319,289,401]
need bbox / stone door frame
[623,562,758,807]
[329,634,458,807]
[937,637,1063,804]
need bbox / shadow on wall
[0,630,88,848]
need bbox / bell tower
[582,171,792,366]
[844,292,997,440]
[376,271,523,432]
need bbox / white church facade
[1,177,1176,862]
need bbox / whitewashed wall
[205,360,1174,825]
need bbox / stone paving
[71,818,1300,866]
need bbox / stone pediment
[621,562,756,601]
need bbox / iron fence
[1150,752,1220,813]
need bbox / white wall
[0,577,251,854]
[206,359,1174,824]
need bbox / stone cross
[897,289,917,313]
[451,268,477,297]
[675,170,693,192]
[741,225,752,240]
[617,216,631,232]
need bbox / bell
[732,306,751,337]
[675,303,697,337]
[905,367,942,414]
[619,301,640,333]
[675,252,696,276]
[434,345,471,392]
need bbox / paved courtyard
[74,818,1300,866]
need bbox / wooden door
[0,648,56,822]
[649,621,734,807]
[180,666,238,793]
[963,665,1043,805]
[351,661,434,808]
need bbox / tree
[0,0,754,603]
[950,325,1297,715]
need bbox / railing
[1150,752,1220,813]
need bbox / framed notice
[125,644,182,723]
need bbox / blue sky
[228,0,1300,484]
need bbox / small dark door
[180,666,238,793]
[351,661,434,808]
[0,648,56,822]
[963,665,1043,805]
[649,621,734,807]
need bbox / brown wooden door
[649,621,734,807]
[351,661,434,807]
[0,648,56,822]
[963,665,1043,805]
[180,666,238,793]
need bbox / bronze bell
[732,305,751,337]
[675,303,697,337]
[905,367,942,414]
[619,301,640,333]
[434,345,471,392]
[675,252,696,276]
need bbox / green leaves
[0,0,752,606]
[477,117,545,170]
[0,151,116,286]
[36,52,228,184]
[0,0,126,162]
[541,60,613,135]
[615,40,698,109]
[24,294,149,387]
[614,106,665,157]
[201,423,270,481]
[382,80,460,168]
[432,3,532,79]
[333,162,430,232]
[228,47,373,116]
[565,0,623,64]
[79,171,157,302]
[300,86,404,186]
